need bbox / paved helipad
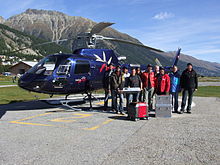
[0,96,220,165]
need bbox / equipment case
[155,104,172,118]
[156,95,172,104]
[155,95,173,118]
[127,102,148,121]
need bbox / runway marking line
[9,112,113,130]
[10,112,53,127]
[50,113,93,123]
[83,119,114,130]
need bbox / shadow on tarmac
[108,113,155,121]
[108,115,130,121]
[0,97,156,120]
[0,95,107,119]
[0,98,108,119]
[0,100,57,119]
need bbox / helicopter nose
[18,78,28,89]
[18,74,36,90]
[18,78,24,87]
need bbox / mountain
[0,23,71,61]
[2,9,220,76]
[0,16,4,24]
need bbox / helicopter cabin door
[54,59,73,90]
[73,60,91,92]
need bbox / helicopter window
[27,56,56,75]
[57,60,72,75]
[74,60,90,74]
[43,56,56,75]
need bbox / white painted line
[0,85,17,88]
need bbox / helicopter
[14,22,181,108]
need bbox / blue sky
[0,0,220,63]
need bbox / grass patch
[194,86,220,97]
[0,75,13,81]
[0,86,50,105]
[0,81,16,85]
[93,89,104,94]
[0,75,19,85]
[0,86,104,105]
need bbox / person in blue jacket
[169,65,181,113]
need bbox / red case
[128,102,148,121]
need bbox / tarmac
[0,95,220,165]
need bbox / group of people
[103,62,198,115]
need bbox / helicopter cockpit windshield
[27,56,57,75]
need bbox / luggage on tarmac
[127,102,148,121]
[156,95,172,104]
[155,95,172,118]
[155,104,172,118]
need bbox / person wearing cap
[155,67,170,95]
[110,66,125,114]
[103,63,114,111]
[179,63,198,114]
[141,64,156,111]
[169,65,181,113]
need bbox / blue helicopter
[15,22,181,108]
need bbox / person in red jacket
[155,67,170,95]
[141,64,156,110]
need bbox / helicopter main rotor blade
[101,37,163,53]
[90,22,115,36]
[155,58,163,67]
[4,39,70,55]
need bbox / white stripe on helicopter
[94,51,112,64]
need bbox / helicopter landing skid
[60,100,82,111]
[83,93,100,111]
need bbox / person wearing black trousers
[169,66,181,113]
[180,63,198,114]
[103,63,114,111]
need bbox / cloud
[153,12,174,20]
